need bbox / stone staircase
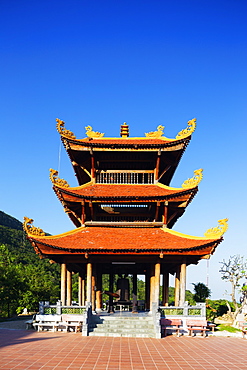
[89,313,157,338]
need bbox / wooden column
[162,272,169,306]
[154,202,160,222]
[81,277,85,306]
[108,272,114,313]
[179,260,187,306]
[145,270,150,310]
[163,201,168,226]
[86,262,92,304]
[149,264,155,309]
[78,275,82,306]
[90,148,95,180]
[81,201,85,225]
[96,270,102,312]
[175,265,181,306]
[61,263,67,306]
[66,270,72,306]
[89,201,94,221]
[92,275,96,311]
[132,273,138,313]
[154,150,161,182]
[154,262,161,306]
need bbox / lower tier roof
[26,224,223,258]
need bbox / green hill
[0,211,60,317]
[0,210,23,231]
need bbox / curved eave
[26,226,223,257]
[61,135,191,150]
[52,182,198,203]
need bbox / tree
[219,255,247,325]
[0,245,27,317]
[206,299,234,321]
[193,282,211,302]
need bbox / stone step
[89,314,157,338]
[89,332,156,338]
[93,323,154,329]
[93,326,154,333]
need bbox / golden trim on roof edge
[204,218,228,238]
[23,217,45,236]
[176,118,197,139]
[49,169,70,188]
[56,118,196,141]
[56,118,76,139]
[85,125,104,138]
[182,169,203,189]
[161,227,214,240]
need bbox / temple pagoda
[24,118,227,315]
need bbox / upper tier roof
[55,118,197,186]
[56,118,196,149]
[24,217,228,258]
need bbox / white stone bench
[33,314,62,332]
[58,314,83,332]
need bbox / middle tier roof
[52,181,198,229]
[53,181,197,200]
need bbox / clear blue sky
[1,0,247,299]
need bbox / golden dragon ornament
[23,217,45,236]
[204,218,229,238]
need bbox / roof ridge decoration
[145,125,165,138]
[204,218,228,238]
[23,217,45,236]
[176,118,197,139]
[85,125,104,138]
[49,169,70,188]
[181,169,203,189]
[56,118,76,139]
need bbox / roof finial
[120,122,129,138]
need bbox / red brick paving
[0,329,247,369]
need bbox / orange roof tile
[27,226,221,256]
[54,183,196,200]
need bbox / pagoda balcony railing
[96,171,154,184]
[85,221,163,227]
[96,216,152,222]
[159,303,206,317]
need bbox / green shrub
[217,324,241,333]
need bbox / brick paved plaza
[1,328,247,370]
